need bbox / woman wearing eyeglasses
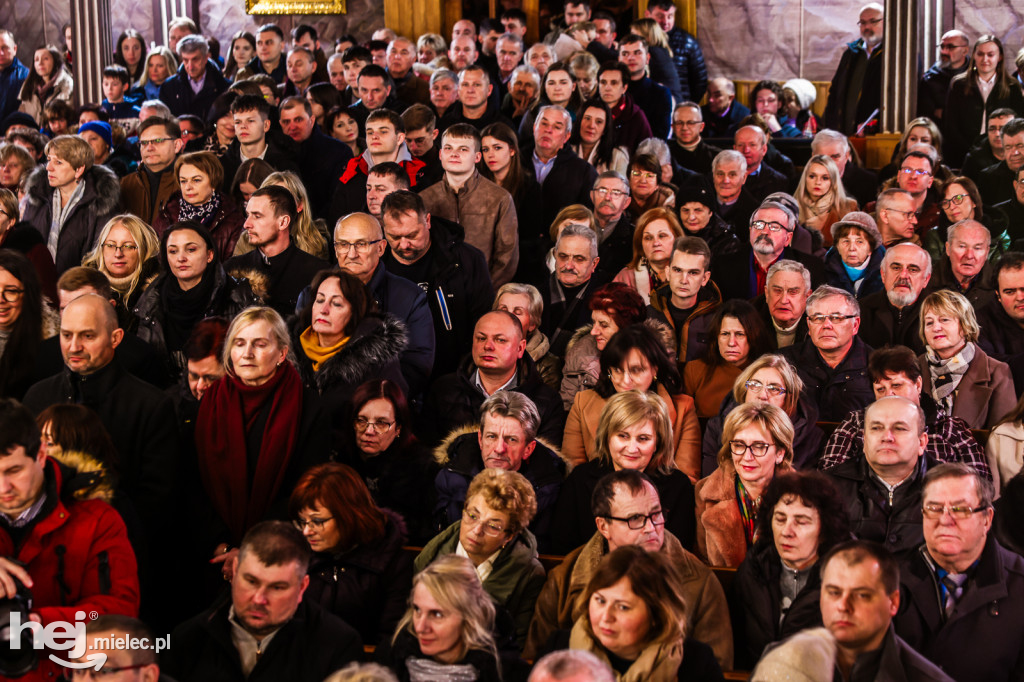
[701,354,822,476]
[553,388,698,554]
[82,214,161,333]
[0,250,57,399]
[133,221,257,379]
[944,35,1024,167]
[923,175,1010,263]
[290,269,407,454]
[335,379,436,544]
[152,151,246,261]
[626,154,675,223]
[696,401,795,568]
[289,462,413,646]
[414,468,545,649]
[731,471,850,668]
[918,289,1015,430]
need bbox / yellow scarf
[299,326,349,371]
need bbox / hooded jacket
[22,164,121,274]
[432,425,567,545]
[0,457,139,682]
[291,314,408,453]
[415,521,546,648]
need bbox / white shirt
[456,541,499,583]
[978,74,997,133]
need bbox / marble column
[70,0,113,106]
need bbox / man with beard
[858,243,933,354]
[917,30,970,124]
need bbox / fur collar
[432,424,565,470]
[25,163,121,218]
[226,267,270,303]
[303,315,407,392]
[50,448,116,503]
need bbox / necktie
[942,573,967,617]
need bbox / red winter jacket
[0,458,140,680]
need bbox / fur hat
[751,627,837,682]
[830,210,882,251]
[783,78,818,111]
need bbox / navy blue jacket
[0,57,29,120]
[367,263,435,396]
[158,61,229,118]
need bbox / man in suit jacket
[521,105,599,228]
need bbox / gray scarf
[47,182,85,258]
[405,657,480,681]
[926,342,975,412]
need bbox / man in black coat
[521,105,599,228]
[711,200,824,302]
[646,0,707,102]
[166,522,362,682]
[278,96,352,218]
[823,5,885,135]
[380,190,493,378]
[218,95,300,194]
[753,259,811,350]
[538,224,610,357]
[701,77,749,138]
[670,102,721,176]
[992,165,1024,249]
[977,251,1024,392]
[158,35,228,118]
[781,285,874,422]
[425,311,565,448]
[976,118,1024,207]
[734,125,789,202]
[591,171,635,280]
[895,463,1024,682]
[22,294,179,536]
[916,30,970,125]
[225,187,327,317]
[826,397,933,556]
[858,243,933,355]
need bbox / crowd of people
[1,1,1024,680]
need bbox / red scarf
[195,363,303,543]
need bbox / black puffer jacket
[731,542,824,669]
[134,263,258,378]
[291,314,408,453]
[666,27,708,102]
[305,509,413,646]
[22,164,121,274]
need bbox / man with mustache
[590,171,634,279]
[858,242,933,354]
[538,223,609,357]
[711,200,824,301]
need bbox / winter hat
[1,111,39,135]
[78,121,113,150]
[751,627,837,682]
[830,210,882,251]
[782,78,818,111]
[675,183,715,212]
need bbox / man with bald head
[827,396,936,556]
[23,293,179,541]
[858,242,933,354]
[918,30,970,124]
[932,219,995,309]
[824,3,886,134]
[334,212,434,394]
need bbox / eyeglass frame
[0,287,25,303]
[67,663,152,679]
[940,193,968,209]
[857,17,882,26]
[806,313,858,325]
[750,219,791,233]
[603,509,667,530]
[921,502,990,520]
[898,166,932,177]
[333,238,384,253]
[101,242,140,253]
[462,507,509,536]
[354,416,395,432]
[138,137,174,147]
[592,186,629,199]
[744,379,787,396]
[293,515,334,531]
[729,440,775,458]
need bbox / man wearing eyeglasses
[333,212,433,395]
[962,109,1016,183]
[917,30,971,125]
[895,463,1024,681]
[120,117,184,224]
[669,102,721,176]
[780,285,874,421]
[823,3,885,135]
[826,396,935,556]
[979,117,1024,207]
[875,188,921,248]
[523,469,733,669]
[70,615,162,681]
[712,200,824,301]
[590,171,635,279]
[893,147,942,235]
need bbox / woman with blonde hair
[558,545,724,680]
[696,401,794,567]
[415,468,544,647]
[553,387,697,553]
[918,289,1016,429]
[379,554,503,681]
[138,47,178,101]
[82,214,161,332]
[231,171,329,259]
[794,155,857,247]
[614,206,684,304]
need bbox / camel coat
[561,384,702,481]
